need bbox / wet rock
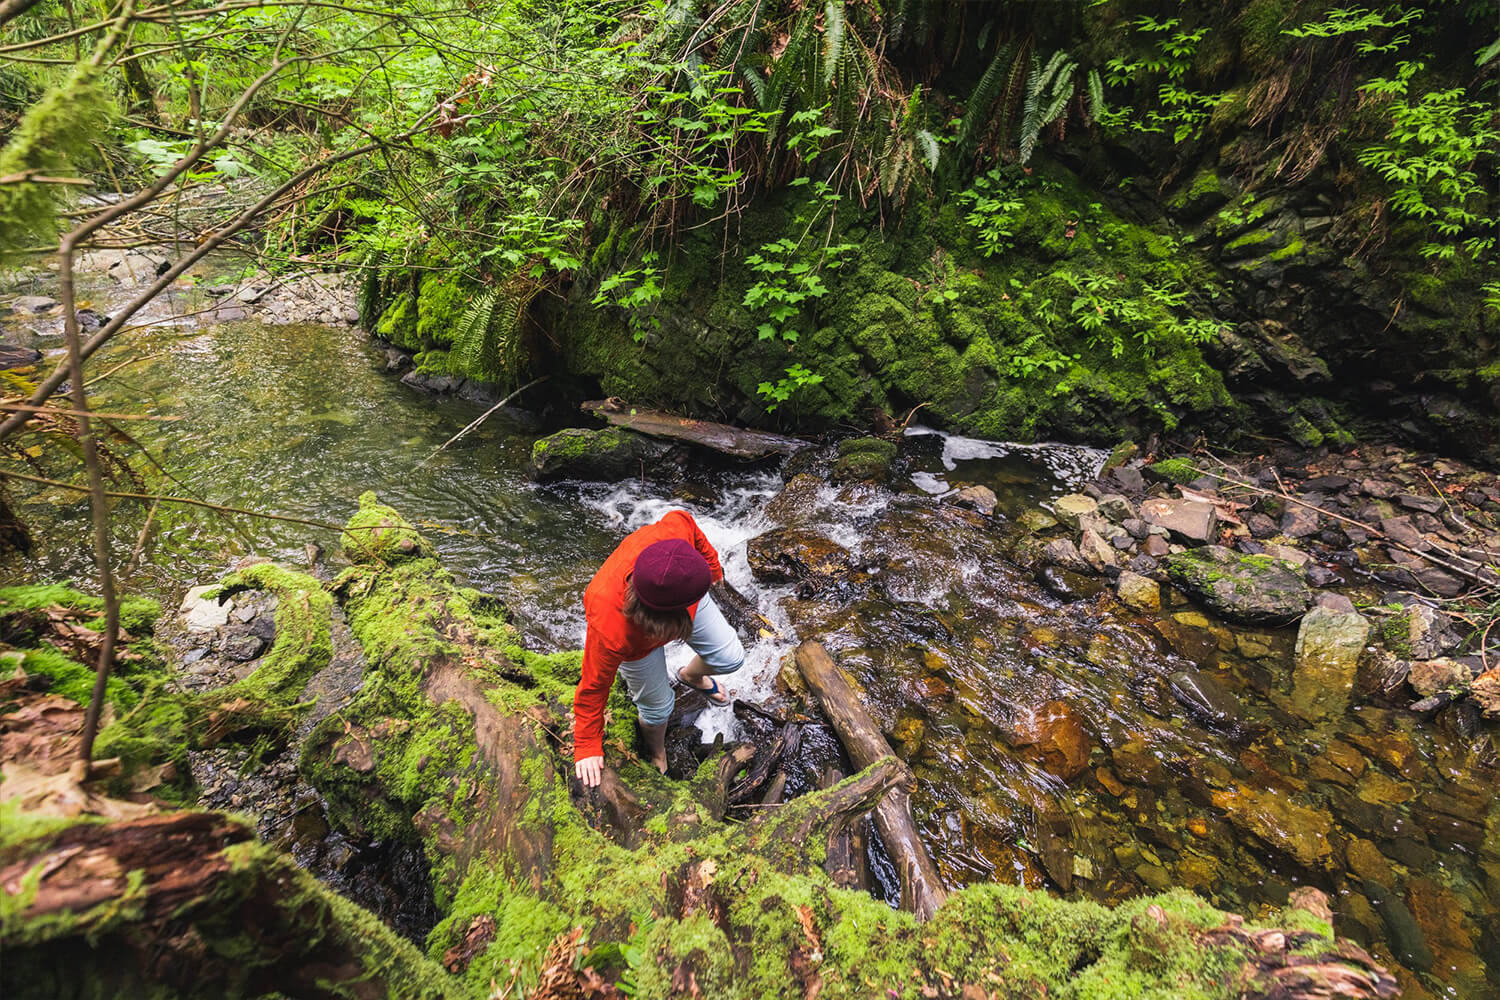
[1052,493,1098,530]
[763,473,825,527]
[1121,517,1148,540]
[527,427,672,483]
[1405,604,1455,659]
[1364,879,1435,971]
[1110,739,1166,786]
[1041,538,1089,573]
[1078,528,1117,573]
[1163,545,1312,624]
[833,437,896,483]
[949,484,997,516]
[1036,565,1103,601]
[1211,785,1335,870]
[1257,541,1310,567]
[1096,494,1136,522]
[180,584,231,631]
[746,528,851,584]
[1169,668,1242,732]
[1115,571,1161,612]
[1018,509,1059,533]
[1291,605,1370,720]
[1140,498,1217,543]
[1305,565,1339,587]
[1010,700,1092,781]
[1407,658,1469,698]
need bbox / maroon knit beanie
[632,539,711,611]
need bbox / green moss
[342,490,434,563]
[1268,235,1306,260]
[1378,611,1415,659]
[214,563,333,705]
[1226,229,1272,252]
[13,646,136,711]
[1147,457,1201,484]
[0,584,161,638]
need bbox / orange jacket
[573,511,723,761]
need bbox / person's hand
[575,755,604,788]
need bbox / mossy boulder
[526,427,673,483]
[1163,545,1312,625]
[833,436,897,483]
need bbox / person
[573,509,746,788]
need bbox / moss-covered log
[3,497,1402,999]
[0,812,451,1000]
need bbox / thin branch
[416,376,550,469]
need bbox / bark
[582,398,811,459]
[796,639,949,919]
[818,765,871,893]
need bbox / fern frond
[823,0,846,85]
[1086,67,1106,121]
[916,129,940,172]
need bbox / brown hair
[624,577,694,643]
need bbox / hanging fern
[823,0,846,85]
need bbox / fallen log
[796,639,949,920]
[582,398,810,460]
[819,765,871,893]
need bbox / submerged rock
[1009,699,1092,781]
[1168,668,1242,732]
[526,427,672,483]
[1210,784,1335,870]
[1406,658,1469,698]
[1163,545,1311,624]
[1291,605,1370,720]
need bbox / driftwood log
[582,398,810,460]
[2,496,1401,999]
[796,639,949,920]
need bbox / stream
[3,286,1496,999]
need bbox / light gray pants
[617,595,745,726]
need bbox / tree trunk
[2,496,1401,1000]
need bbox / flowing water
[4,309,1496,998]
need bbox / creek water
[4,312,1496,999]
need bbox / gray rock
[1306,565,1339,587]
[180,584,230,631]
[1410,565,1464,597]
[1042,538,1089,574]
[1052,494,1098,531]
[1122,518,1148,540]
[1281,504,1321,538]
[1291,605,1371,720]
[1405,604,1454,659]
[1380,516,1428,551]
[1079,528,1117,573]
[1096,494,1137,522]
[12,295,59,313]
[1259,541,1310,567]
[1313,592,1357,614]
[1163,545,1312,624]
[1396,494,1443,514]
[236,285,268,303]
[1140,497,1217,543]
[223,633,267,662]
[1245,512,1279,539]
